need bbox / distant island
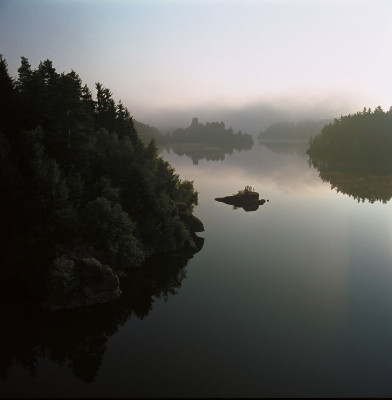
[258,119,330,142]
[215,186,268,212]
[307,106,392,203]
[167,118,254,146]
[135,117,254,148]
[0,55,204,310]
[135,117,254,165]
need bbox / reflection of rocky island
[0,239,203,384]
[215,186,268,212]
[307,107,392,203]
[162,142,252,165]
[161,118,253,165]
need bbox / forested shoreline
[307,107,392,174]
[0,56,202,304]
[307,107,392,203]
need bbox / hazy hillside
[258,119,331,142]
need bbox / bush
[80,197,145,271]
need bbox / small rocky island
[215,186,268,212]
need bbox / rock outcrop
[43,255,121,311]
[172,201,205,248]
[215,191,268,212]
[43,202,204,311]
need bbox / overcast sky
[1,0,391,131]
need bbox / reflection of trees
[309,158,392,203]
[307,107,392,175]
[307,108,392,203]
[260,141,309,156]
[0,238,204,384]
[162,143,253,165]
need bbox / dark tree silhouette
[0,56,200,286]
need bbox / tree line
[0,55,199,284]
[167,118,254,146]
[307,106,392,174]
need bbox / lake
[2,142,392,397]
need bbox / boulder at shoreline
[43,255,121,311]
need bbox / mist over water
[138,95,366,135]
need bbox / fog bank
[136,95,370,135]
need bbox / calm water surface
[2,143,392,397]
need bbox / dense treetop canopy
[0,55,198,280]
[307,106,392,175]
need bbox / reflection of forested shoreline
[307,106,392,203]
[308,107,392,174]
[0,240,203,385]
[309,160,392,203]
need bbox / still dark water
[2,142,392,397]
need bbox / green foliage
[167,119,254,146]
[81,197,145,271]
[175,180,198,210]
[235,185,255,195]
[307,107,392,174]
[0,55,200,278]
[134,120,163,145]
[47,258,77,291]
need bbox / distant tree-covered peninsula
[307,106,392,203]
[258,119,330,142]
[0,55,203,308]
[307,107,392,175]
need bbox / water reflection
[232,203,264,212]
[309,159,392,203]
[0,238,204,383]
[161,142,253,165]
[260,140,309,155]
[161,143,326,198]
